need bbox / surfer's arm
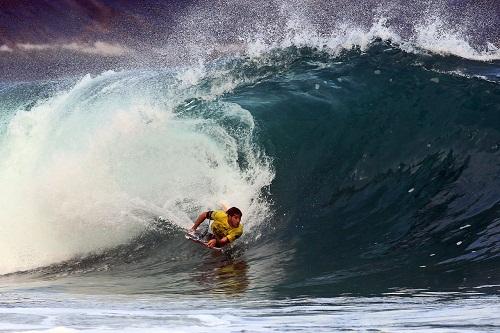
[207,237,230,248]
[208,228,241,247]
[189,211,210,232]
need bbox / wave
[224,44,500,293]
[0,41,499,294]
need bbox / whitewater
[0,69,273,274]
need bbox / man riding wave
[189,207,243,248]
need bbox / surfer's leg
[200,220,215,242]
[197,221,211,241]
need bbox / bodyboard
[185,233,223,252]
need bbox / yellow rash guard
[208,210,243,242]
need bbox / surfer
[189,207,243,248]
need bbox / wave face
[1,39,499,295]
[229,44,500,294]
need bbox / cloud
[17,43,52,51]
[61,41,129,56]
[0,45,13,52]
[15,41,130,56]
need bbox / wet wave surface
[0,43,499,297]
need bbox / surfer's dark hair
[226,207,242,217]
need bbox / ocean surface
[1,1,499,332]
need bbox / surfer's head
[226,207,242,227]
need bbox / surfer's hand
[207,239,217,248]
[188,227,196,234]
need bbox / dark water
[228,45,500,295]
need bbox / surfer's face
[228,214,241,228]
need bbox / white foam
[24,328,79,333]
[176,62,207,87]
[0,70,273,274]
[234,14,499,62]
[413,18,500,61]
